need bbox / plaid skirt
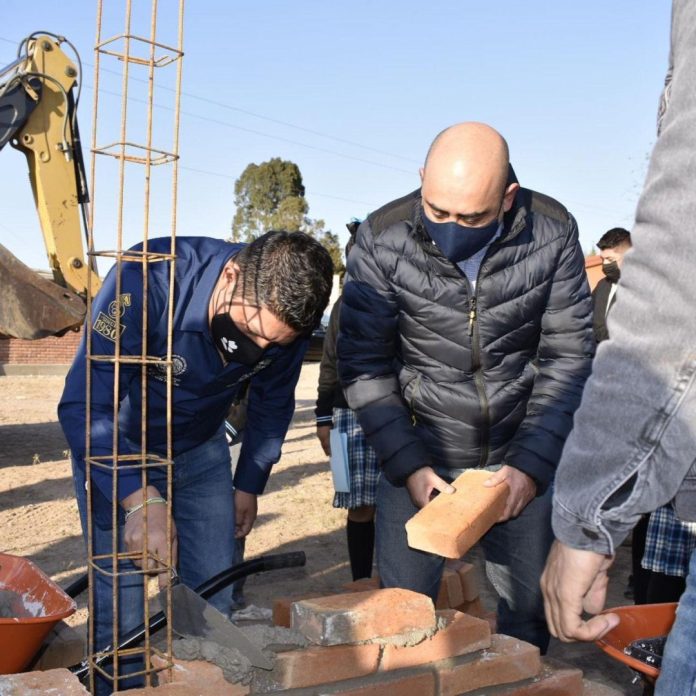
[332,407,379,510]
[642,504,696,577]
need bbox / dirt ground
[0,365,643,693]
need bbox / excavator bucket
[0,243,86,339]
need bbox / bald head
[420,122,517,228]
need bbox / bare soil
[0,366,641,692]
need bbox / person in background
[316,226,379,581]
[592,227,631,344]
[541,3,696,692]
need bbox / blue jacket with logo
[58,236,307,503]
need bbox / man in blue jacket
[59,230,332,691]
[338,122,593,652]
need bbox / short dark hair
[597,227,631,250]
[233,231,334,334]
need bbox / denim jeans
[655,548,696,695]
[73,426,236,694]
[375,472,553,653]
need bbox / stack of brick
[119,588,622,695]
[273,558,493,631]
[0,588,626,695]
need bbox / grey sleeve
[552,0,696,555]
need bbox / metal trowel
[162,583,274,670]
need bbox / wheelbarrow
[594,602,677,692]
[0,552,78,675]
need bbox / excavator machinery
[0,32,101,340]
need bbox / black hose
[69,551,306,680]
[63,573,89,600]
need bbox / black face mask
[602,260,621,284]
[210,311,266,366]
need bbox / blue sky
[0,1,672,272]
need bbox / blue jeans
[375,472,553,653]
[73,427,236,694]
[655,548,696,695]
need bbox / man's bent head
[420,122,517,229]
[231,231,334,336]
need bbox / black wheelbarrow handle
[68,551,306,680]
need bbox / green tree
[303,218,345,276]
[231,158,308,241]
[230,157,345,275]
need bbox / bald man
[338,122,594,652]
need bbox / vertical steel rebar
[85,0,185,690]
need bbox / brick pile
[0,572,625,694]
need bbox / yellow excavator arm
[0,33,101,339]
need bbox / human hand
[541,540,619,642]
[484,465,535,521]
[406,466,455,508]
[234,489,258,539]
[316,425,331,456]
[122,486,178,590]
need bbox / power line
[0,35,420,165]
[93,86,416,176]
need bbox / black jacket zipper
[468,284,490,467]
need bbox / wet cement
[169,624,309,686]
[0,588,42,619]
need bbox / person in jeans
[541,3,696,692]
[59,231,333,693]
[338,122,594,652]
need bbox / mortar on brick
[172,638,254,685]
[167,625,308,686]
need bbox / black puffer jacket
[337,188,594,491]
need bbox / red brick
[482,657,583,695]
[282,668,437,695]
[445,559,479,602]
[453,596,499,632]
[0,668,89,694]
[340,577,380,593]
[435,567,464,609]
[292,588,436,646]
[436,634,541,696]
[455,596,486,618]
[406,470,509,558]
[150,654,249,695]
[380,609,490,671]
[256,643,381,691]
[273,593,324,628]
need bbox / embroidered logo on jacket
[93,294,132,343]
[149,355,188,386]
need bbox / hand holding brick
[405,469,509,558]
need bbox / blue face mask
[421,207,501,264]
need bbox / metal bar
[85,0,184,689]
[85,2,104,692]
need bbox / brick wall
[0,329,82,366]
